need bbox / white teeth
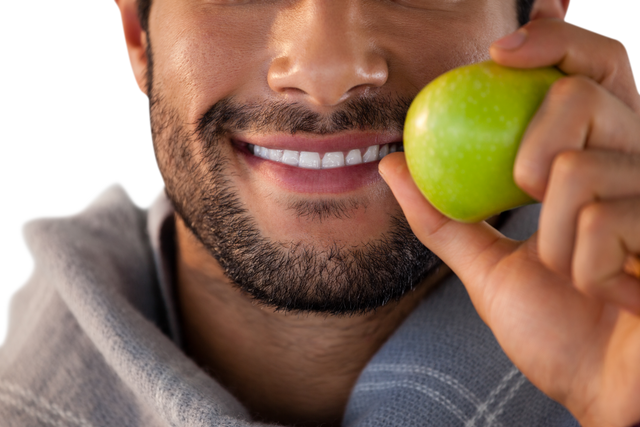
[378,144,389,159]
[255,146,270,159]
[268,149,284,162]
[282,150,300,166]
[345,149,362,165]
[299,151,322,169]
[322,152,345,169]
[251,143,401,168]
[363,145,379,163]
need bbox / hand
[380,4,640,427]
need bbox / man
[1,0,639,426]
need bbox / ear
[530,0,570,21]
[115,0,149,95]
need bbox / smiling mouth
[246,142,404,170]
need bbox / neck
[174,216,448,426]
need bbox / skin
[381,2,640,427]
[115,0,640,426]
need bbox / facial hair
[149,78,442,316]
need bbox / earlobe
[115,0,150,95]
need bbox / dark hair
[138,0,536,33]
[516,0,536,26]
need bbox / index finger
[490,18,640,114]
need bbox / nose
[267,1,388,107]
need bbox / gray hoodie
[0,186,577,426]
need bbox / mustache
[195,95,412,143]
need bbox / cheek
[149,9,275,125]
[375,7,519,93]
[391,35,484,93]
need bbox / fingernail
[378,165,388,181]
[493,29,527,50]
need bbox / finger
[379,153,516,315]
[514,75,640,200]
[572,198,640,313]
[490,19,640,114]
[537,150,640,276]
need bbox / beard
[149,83,442,315]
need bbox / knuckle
[549,150,587,187]
[513,157,538,194]
[571,259,600,298]
[600,37,634,90]
[547,76,599,105]
[513,167,529,192]
[577,202,611,239]
[546,77,572,100]
[572,272,599,298]
[608,37,629,61]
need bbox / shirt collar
[147,191,182,347]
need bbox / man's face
[146,0,518,313]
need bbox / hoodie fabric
[0,186,578,426]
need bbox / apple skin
[404,60,564,223]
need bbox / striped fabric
[0,187,579,426]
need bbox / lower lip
[237,147,384,194]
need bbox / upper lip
[232,131,403,153]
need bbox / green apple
[404,60,564,223]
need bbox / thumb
[379,153,516,310]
